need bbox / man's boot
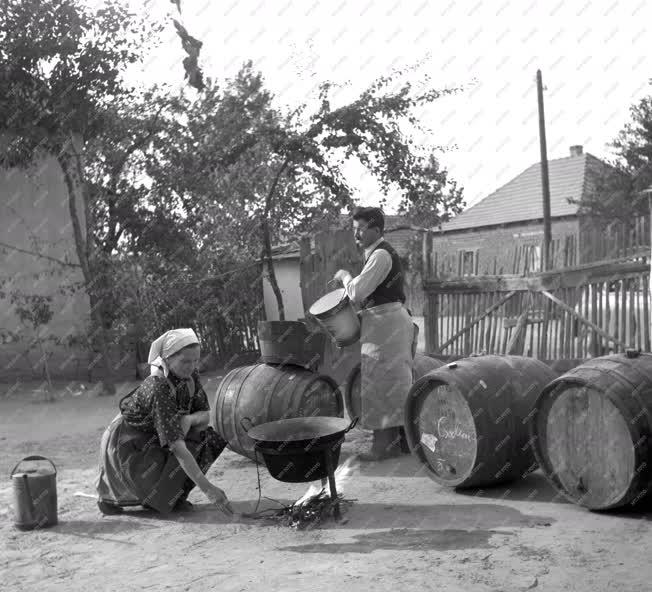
[359,427,403,462]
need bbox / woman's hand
[189,411,210,430]
[203,484,233,515]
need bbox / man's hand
[333,269,352,286]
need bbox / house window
[458,249,479,276]
[524,244,541,273]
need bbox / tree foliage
[149,62,467,319]
[0,0,164,393]
[575,83,652,225]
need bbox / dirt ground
[1,372,652,592]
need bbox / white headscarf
[147,328,200,377]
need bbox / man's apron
[359,302,415,430]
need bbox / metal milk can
[10,455,58,530]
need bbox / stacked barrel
[403,350,652,512]
[211,320,343,461]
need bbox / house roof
[439,151,609,232]
[270,241,300,259]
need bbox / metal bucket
[10,456,58,530]
[308,288,360,347]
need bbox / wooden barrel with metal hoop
[404,355,557,488]
[211,363,344,461]
[531,351,652,510]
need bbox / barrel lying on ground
[344,353,445,421]
[211,363,343,461]
[531,351,652,510]
[404,355,557,488]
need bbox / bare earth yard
[1,372,651,592]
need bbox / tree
[0,0,165,394]
[150,63,466,320]
[397,153,465,227]
[574,83,652,225]
[9,292,57,400]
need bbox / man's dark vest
[362,240,406,309]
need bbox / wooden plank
[644,271,651,352]
[506,309,528,355]
[614,280,621,351]
[434,291,518,354]
[604,281,611,355]
[630,278,637,350]
[566,287,574,358]
[482,292,490,352]
[454,291,461,355]
[593,282,600,356]
[635,277,642,352]
[578,285,602,358]
[424,257,650,295]
[479,292,487,354]
[539,292,548,358]
[621,278,628,349]
[558,288,567,358]
[432,293,440,352]
[440,293,445,352]
[541,289,628,349]
[422,231,433,279]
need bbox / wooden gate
[299,229,363,390]
[424,256,651,361]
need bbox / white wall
[263,257,305,321]
[0,154,91,378]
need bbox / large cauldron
[243,416,358,483]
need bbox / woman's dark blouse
[120,368,210,447]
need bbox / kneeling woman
[95,329,232,515]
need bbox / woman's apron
[95,382,225,514]
[359,302,415,430]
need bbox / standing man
[334,206,415,461]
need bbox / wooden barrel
[531,351,652,510]
[404,355,557,488]
[211,364,344,461]
[257,320,326,370]
[344,353,445,421]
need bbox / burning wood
[273,490,355,530]
[246,456,359,529]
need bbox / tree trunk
[261,158,290,321]
[261,217,285,321]
[58,137,116,396]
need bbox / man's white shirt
[342,237,392,304]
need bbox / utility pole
[641,185,652,350]
[537,70,552,271]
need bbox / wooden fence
[423,256,651,359]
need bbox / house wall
[430,217,580,275]
[0,155,92,380]
[263,257,305,321]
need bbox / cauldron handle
[240,417,254,433]
[345,417,359,432]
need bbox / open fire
[266,456,359,530]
